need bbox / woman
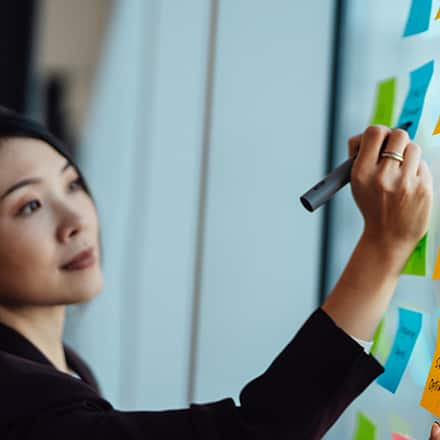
[0,105,434,439]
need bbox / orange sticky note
[433,248,440,279]
[436,7,440,19]
[433,116,440,135]
[420,319,440,416]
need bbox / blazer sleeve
[10,308,384,440]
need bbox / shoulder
[0,350,112,426]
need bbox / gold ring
[381,151,404,163]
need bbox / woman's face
[0,137,103,306]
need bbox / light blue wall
[65,0,334,414]
[194,0,334,402]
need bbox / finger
[416,161,433,209]
[400,142,421,179]
[378,128,409,173]
[430,421,440,439]
[417,160,433,185]
[356,125,391,173]
[348,134,362,158]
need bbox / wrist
[359,230,413,276]
[322,233,402,340]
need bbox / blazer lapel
[0,322,101,395]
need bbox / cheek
[0,218,57,303]
[0,217,53,274]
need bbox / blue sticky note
[397,60,434,139]
[377,308,422,393]
[409,325,432,388]
[403,0,432,37]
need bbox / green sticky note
[370,317,392,363]
[353,412,376,440]
[389,413,411,437]
[401,234,427,276]
[370,319,384,356]
[370,78,396,126]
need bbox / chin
[63,272,104,305]
[70,287,102,305]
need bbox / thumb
[430,422,440,439]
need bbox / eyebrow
[0,161,73,201]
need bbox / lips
[61,247,95,270]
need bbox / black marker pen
[300,122,413,212]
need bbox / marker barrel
[300,157,353,212]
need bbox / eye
[17,200,41,217]
[16,177,85,217]
[68,177,85,192]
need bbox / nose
[56,207,88,243]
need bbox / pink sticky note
[392,433,412,440]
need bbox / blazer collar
[0,322,55,367]
[0,321,101,394]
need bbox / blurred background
[5,0,440,438]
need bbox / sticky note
[371,319,385,356]
[397,60,434,140]
[409,320,433,388]
[401,234,427,276]
[353,412,376,440]
[390,413,412,437]
[391,434,412,440]
[420,318,440,416]
[433,116,440,135]
[370,78,396,126]
[433,247,440,279]
[403,0,432,36]
[436,7,440,19]
[370,318,392,364]
[377,308,422,393]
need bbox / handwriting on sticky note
[397,60,434,140]
[420,319,440,416]
[403,0,432,36]
[377,308,422,393]
[402,234,427,276]
[370,78,396,126]
[353,412,376,440]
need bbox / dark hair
[0,105,103,261]
[0,105,95,203]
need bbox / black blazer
[0,309,383,439]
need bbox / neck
[0,304,69,373]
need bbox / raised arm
[5,126,433,440]
[322,125,432,340]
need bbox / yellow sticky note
[420,319,440,416]
[433,116,440,135]
[433,247,440,279]
[436,7,440,19]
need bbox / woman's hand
[430,421,440,439]
[322,125,433,341]
[349,125,433,270]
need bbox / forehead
[0,137,68,181]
